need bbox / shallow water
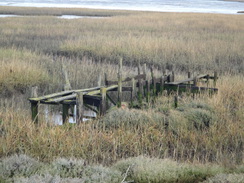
[0,0,243,14]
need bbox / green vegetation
[0,6,243,183]
[1,154,244,183]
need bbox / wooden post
[62,63,72,91]
[97,72,102,87]
[100,87,107,115]
[214,71,218,87]
[146,79,150,103]
[117,58,123,108]
[151,66,156,96]
[193,76,198,86]
[76,92,84,124]
[143,63,147,96]
[171,71,175,82]
[137,63,143,104]
[62,104,69,124]
[188,71,191,84]
[206,74,210,88]
[31,102,38,123]
[174,95,178,108]
[131,78,136,106]
[160,76,165,94]
[104,73,108,86]
[31,86,38,123]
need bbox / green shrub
[201,173,244,183]
[113,156,224,183]
[48,158,85,178]
[0,154,42,180]
[184,109,215,130]
[174,101,216,130]
[81,165,122,183]
[13,174,84,183]
[100,108,165,130]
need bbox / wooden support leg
[31,102,38,123]
[117,58,123,108]
[100,87,107,116]
[76,92,84,124]
[131,78,135,106]
[62,104,69,124]
[146,79,150,103]
[214,71,218,87]
[174,95,178,108]
[160,76,165,95]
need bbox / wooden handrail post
[137,62,143,105]
[143,63,147,96]
[76,92,84,124]
[174,95,178,108]
[31,86,38,123]
[160,76,165,94]
[100,87,107,115]
[104,73,108,86]
[214,71,218,87]
[188,71,191,84]
[193,76,198,86]
[146,79,150,103]
[151,66,156,97]
[131,78,136,106]
[117,58,123,108]
[171,71,175,82]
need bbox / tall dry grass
[0,7,243,174]
[0,76,243,166]
[0,9,243,73]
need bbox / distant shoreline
[223,0,244,2]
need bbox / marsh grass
[0,76,243,166]
[0,7,243,181]
[0,8,243,73]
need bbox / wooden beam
[167,74,209,85]
[29,86,103,102]
[164,84,218,93]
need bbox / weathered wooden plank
[164,84,218,93]
[46,93,77,103]
[84,104,99,114]
[167,74,209,85]
[29,86,103,102]
[106,93,117,105]
[106,85,118,91]
[29,90,73,102]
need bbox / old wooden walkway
[29,59,218,124]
